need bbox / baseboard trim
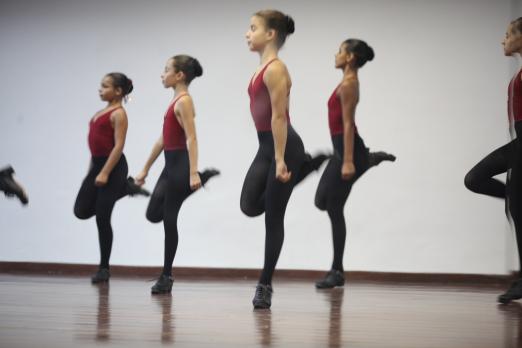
[0,261,515,285]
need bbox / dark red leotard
[163,94,188,151]
[328,85,358,136]
[88,107,121,157]
[248,59,291,132]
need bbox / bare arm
[135,135,164,185]
[95,109,127,186]
[265,61,291,183]
[339,80,358,180]
[177,96,201,190]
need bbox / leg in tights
[95,160,127,269]
[315,156,352,272]
[315,134,370,272]
[509,123,522,277]
[248,126,307,285]
[464,141,513,198]
[74,156,128,269]
[146,167,168,223]
[147,164,218,224]
[74,165,98,220]
[240,127,327,220]
[240,148,272,217]
[162,151,193,277]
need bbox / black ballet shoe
[151,274,174,294]
[307,153,331,171]
[91,268,110,284]
[0,166,28,205]
[199,168,220,187]
[498,279,522,304]
[253,283,273,309]
[315,269,345,289]
[368,151,396,167]
[126,177,150,197]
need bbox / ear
[266,28,276,41]
[346,52,356,66]
[176,70,186,81]
[115,87,123,96]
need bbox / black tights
[464,141,513,199]
[314,134,371,272]
[465,123,522,276]
[145,150,198,277]
[74,155,128,269]
[240,126,311,285]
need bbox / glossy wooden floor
[0,275,521,348]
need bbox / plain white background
[0,0,519,274]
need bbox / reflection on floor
[0,274,520,347]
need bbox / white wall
[0,0,517,274]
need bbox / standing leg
[161,194,184,278]
[500,135,522,303]
[253,130,305,309]
[91,157,128,283]
[252,161,295,309]
[152,151,192,294]
[315,154,353,288]
[258,161,296,286]
[315,135,370,288]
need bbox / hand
[341,162,356,180]
[135,170,148,186]
[190,172,202,190]
[275,160,292,183]
[95,172,109,186]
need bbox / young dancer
[74,72,149,284]
[135,55,219,294]
[242,10,328,309]
[464,18,522,304]
[314,39,395,289]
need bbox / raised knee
[146,210,163,223]
[74,206,92,220]
[240,201,263,217]
[315,197,327,211]
[464,171,478,192]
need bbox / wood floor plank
[0,275,519,347]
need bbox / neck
[516,51,522,65]
[107,99,122,108]
[342,65,358,80]
[258,45,278,65]
[174,84,188,96]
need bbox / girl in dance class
[74,72,149,284]
[242,9,328,309]
[464,18,522,304]
[135,55,219,294]
[314,39,395,289]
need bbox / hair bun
[126,78,134,94]
[192,58,203,77]
[365,46,375,62]
[285,15,295,34]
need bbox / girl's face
[161,58,183,88]
[245,16,273,52]
[98,76,121,102]
[503,23,522,56]
[335,43,354,69]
